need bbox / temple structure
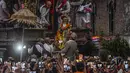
[0,0,130,60]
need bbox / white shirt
[28,47,33,54]
[39,4,50,25]
[49,44,54,52]
[35,44,43,54]
[21,63,25,69]
[31,58,37,62]
[43,43,54,53]
[0,0,8,20]
[118,69,123,73]
[57,1,70,14]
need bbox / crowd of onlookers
[0,55,129,73]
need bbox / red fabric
[58,0,67,10]
[50,9,54,14]
[48,25,52,30]
[21,4,24,9]
[84,8,92,12]
[48,0,54,14]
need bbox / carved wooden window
[107,0,116,35]
[91,1,97,35]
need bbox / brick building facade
[93,0,129,35]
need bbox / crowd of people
[0,32,128,73]
[0,55,129,73]
[2,0,129,73]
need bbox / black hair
[76,62,84,71]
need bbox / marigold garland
[60,24,70,30]
[55,23,71,49]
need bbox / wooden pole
[20,25,24,62]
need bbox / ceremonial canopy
[10,8,38,26]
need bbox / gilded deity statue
[55,15,71,49]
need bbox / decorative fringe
[10,8,38,25]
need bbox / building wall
[124,0,130,34]
[95,0,109,35]
[94,0,129,35]
[114,0,126,35]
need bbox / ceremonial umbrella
[10,6,38,61]
[10,8,38,26]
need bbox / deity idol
[55,15,71,49]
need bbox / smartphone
[53,55,56,59]
[44,54,47,59]
[12,66,16,70]
[107,65,110,68]
[53,62,57,68]
[64,65,70,71]
[42,62,45,68]
[98,64,102,68]
[93,65,96,68]
[21,63,25,69]
[87,62,90,66]
[64,64,67,71]
[39,62,42,68]
[39,62,45,68]
[125,64,128,69]
[67,65,71,70]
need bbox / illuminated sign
[92,36,100,48]
[92,36,100,42]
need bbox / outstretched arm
[57,0,67,10]
[40,6,50,17]
[61,1,70,14]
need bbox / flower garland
[60,23,71,30]
[55,23,71,49]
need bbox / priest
[39,1,52,27]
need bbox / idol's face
[63,17,68,23]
